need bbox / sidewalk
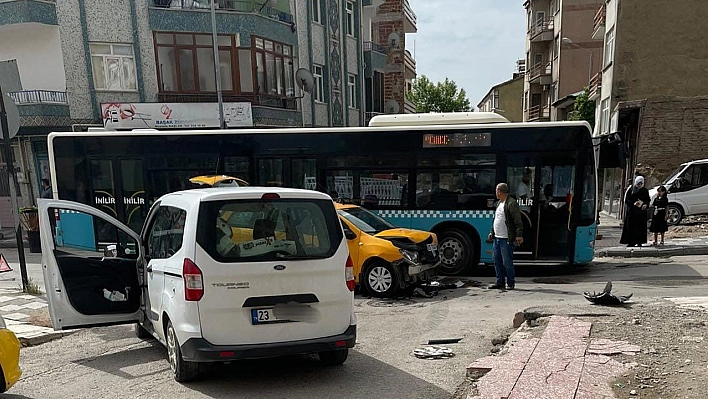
[595,212,708,258]
[466,316,640,399]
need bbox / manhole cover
[367,298,416,307]
[532,277,576,284]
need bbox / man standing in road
[487,183,523,290]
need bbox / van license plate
[251,308,279,325]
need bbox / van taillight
[183,258,204,301]
[345,256,355,292]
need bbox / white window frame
[311,0,322,24]
[89,43,137,92]
[346,2,355,37]
[600,98,610,133]
[604,27,615,67]
[348,74,357,108]
[314,65,325,103]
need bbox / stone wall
[635,96,708,186]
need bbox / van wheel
[319,349,349,366]
[437,229,473,275]
[166,321,200,382]
[666,204,683,226]
[363,262,400,298]
[135,323,153,340]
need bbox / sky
[405,0,527,109]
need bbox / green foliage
[406,75,472,113]
[569,87,595,128]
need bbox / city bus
[46,113,597,275]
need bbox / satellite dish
[385,100,400,114]
[388,32,401,49]
[295,68,315,94]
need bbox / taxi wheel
[437,229,473,275]
[166,320,200,382]
[363,262,400,298]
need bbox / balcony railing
[151,0,294,24]
[364,41,386,54]
[403,0,417,26]
[404,50,416,71]
[592,4,606,39]
[529,17,554,39]
[527,62,552,81]
[8,90,67,105]
[588,72,602,100]
[527,104,550,121]
[157,92,297,110]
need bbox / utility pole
[0,86,29,291]
[211,0,226,129]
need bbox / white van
[38,187,356,382]
[649,159,708,225]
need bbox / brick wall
[373,2,406,112]
[635,96,708,186]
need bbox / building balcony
[150,0,294,26]
[588,72,602,101]
[404,49,416,80]
[403,0,417,33]
[526,104,550,122]
[592,4,606,40]
[529,18,554,43]
[157,92,297,110]
[7,90,70,128]
[364,41,386,54]
[527,62,552,85]
[0,0,57,26]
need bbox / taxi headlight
[399,249,420,265]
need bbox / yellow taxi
[0,315,21,393]
[336,203,439,298]
[189,175,249,188]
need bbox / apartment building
[0,0,365,223]
[361,0,416,124]
[590,0,708,218]
[522,0,603,122]
[477,70,524,123]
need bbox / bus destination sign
[423,132,491,148]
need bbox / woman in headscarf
[620,176,651,247]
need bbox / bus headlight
[399,249,420,265]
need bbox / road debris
[583,281,632,305]
[412,346,455,359]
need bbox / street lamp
[562,37,594,84]
[211,0,225,128]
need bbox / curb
[595,245,708,258]
[18,330,76,347]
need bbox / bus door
[506,158,537,261]
[88,158,148,233]
[535,160,577,261]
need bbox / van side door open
[38,200,144,330]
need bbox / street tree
[569,87,595,129]
[406,75,472,113]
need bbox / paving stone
[22,302,48,310]
[3,312,29,320]
[0,304,23,312]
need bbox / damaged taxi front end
[336,203,440,297]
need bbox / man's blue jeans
[493,238,515,287]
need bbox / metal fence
[152,0,294,24]
[8,90,68,105]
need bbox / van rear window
[197,199,343,262]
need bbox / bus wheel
[437,229,473,275]
[666,204,683,226]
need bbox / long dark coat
[620,187,650,245]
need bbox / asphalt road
[5,255,708,398]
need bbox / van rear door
[193,193,352,346]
